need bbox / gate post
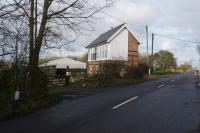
[65,66,71,85]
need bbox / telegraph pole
[151,33,154,69]
[146,26,149,65]
[146,25,150,75]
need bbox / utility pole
[152,33,154,69]
[146,25,150,75]
[146,26,149,65]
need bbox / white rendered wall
[109,28,128,61]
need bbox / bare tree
[0,0,114,97]
[0,18,28,64]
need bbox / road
[1,72,200,133]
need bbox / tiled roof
[86,23,125,48]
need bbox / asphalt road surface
[1,72,200,133]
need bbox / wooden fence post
[65,66,70,85]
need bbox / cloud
[108,0,158,25]
[161,42,171,50]
[48,0,200,67]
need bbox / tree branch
[13,0,30,18]
[47,0,79,19]
[0,53,11,56]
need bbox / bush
[127,64,148,79]
[98,61,126,78]
[153,68,166,75]
[88,61,126,86]
[0,66,47,120]
[0,69,15,120]
[93,72,108,86]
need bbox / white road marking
[171,79,175,82]
[158,84,165,88]
[112,96,138,110]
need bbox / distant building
[39,57,86,76]
[85,23,140,75]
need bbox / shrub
[98,61,126,78]
[0,69,15,120]
[88,61,126,86]
[127,64,148,79]
[153,68,166,75]
[0,66,47,120]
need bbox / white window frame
[88,44,109,61]
[90,48,96,61]
[97,44,108,60]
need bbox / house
[39,57,86,76]
[85,23,140,75]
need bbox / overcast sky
[48,0,200,67]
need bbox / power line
[101,11,200,45]
[101,11,200,54]
[154,33,200,44]
[101,11,124,23]
[101,11,145,29]
[101,11,154,40]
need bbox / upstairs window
[100,45,108,59]
[104,45,108,58]
[90,48,96,61]
[90,45,108,61]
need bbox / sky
[47,0,200,67]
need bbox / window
[98,45,108,60]
[100,46,103,59]
[104,45,108,58]
[89,45,108,61]
[90,48,96,61]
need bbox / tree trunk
[27,0,45,99]
[26,0,48,99]
[27,49,47,99]
[27,0,35,90]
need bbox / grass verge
[0,74,162,121]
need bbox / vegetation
[177,62,192,72]
[0,0,115,120]
[127,64,149,79]
[0,66,64,121]
[139,50,177,75]
[153,50,177,72]
[153,68,167,75]
[85,62,149,87]
[138,53,150,65]
[0,0,115,100]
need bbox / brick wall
[87,60,128,76]
[128,32,139,66]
